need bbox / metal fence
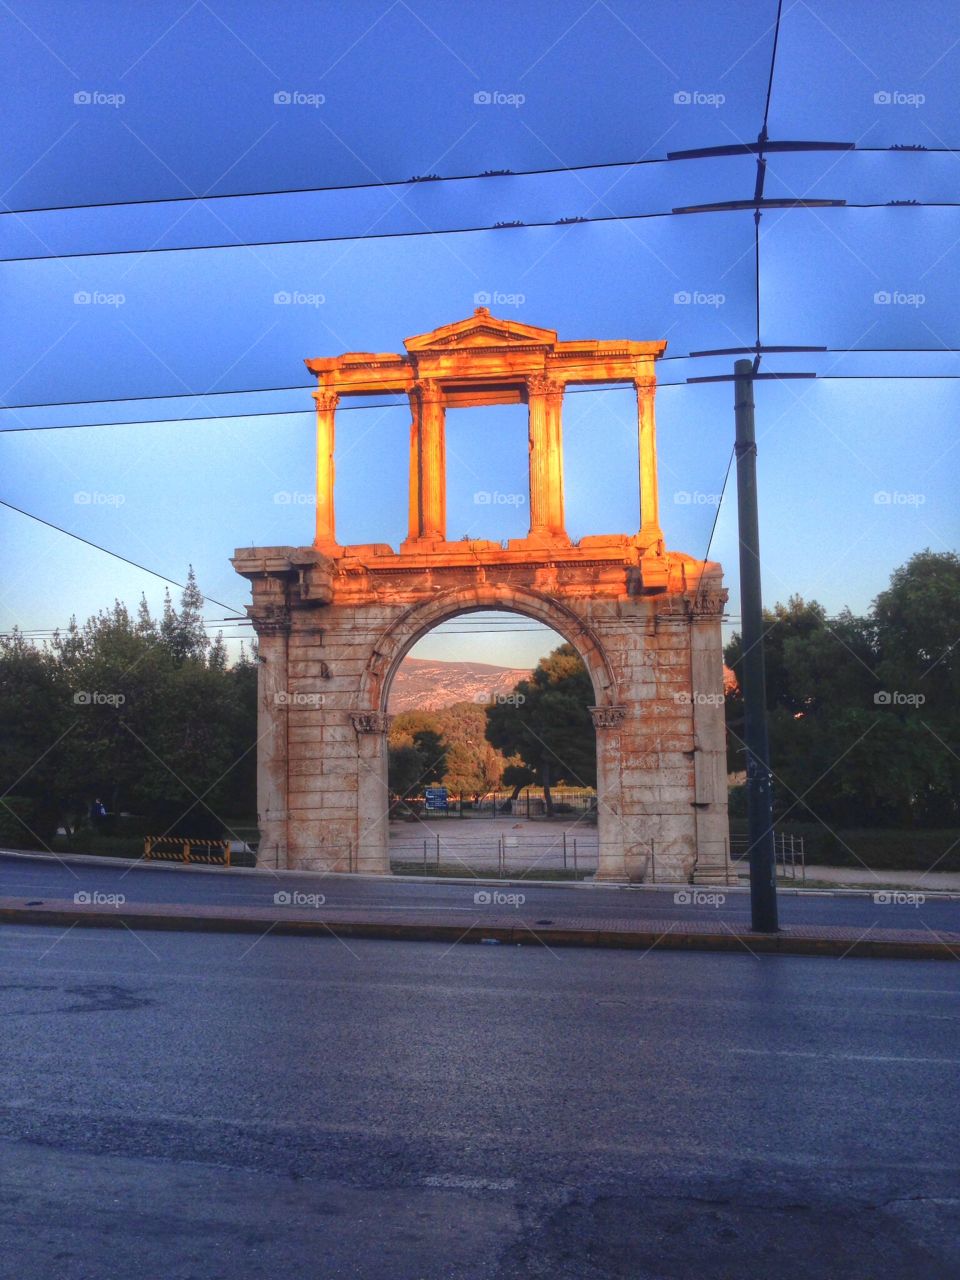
[390,831,599,877]
[729,832,805,882]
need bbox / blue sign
[424,787,449,810]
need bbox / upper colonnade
[304,308,667,558]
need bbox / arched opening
[358,588,619,880]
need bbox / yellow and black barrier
[143,837,231,866]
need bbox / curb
[2,903,957,961]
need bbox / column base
[510,531,572,550]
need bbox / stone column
[590,705,630,879]
[526,374,566,539]
[409,379,446,541]
[636,379,662,544]
[351,712,391,874]
[313,389,339,548]
[253,606,291,870]
[690,588,731,884]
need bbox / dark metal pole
[734,359,779,932]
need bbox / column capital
[412,377,444,404]
[526,372,564,398]
[691,586,728,618]
[590,705,627,729]
[250,604,291,636]
[313,388,340,412]
[351,711,390,734]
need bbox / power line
[0,498,244,614]
[4,199,959,266]
[4,142,958,218]
[1,346,955,417]
[5,371,960,435]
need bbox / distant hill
[389,658,532,713]
[388,656,739,713]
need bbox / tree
[724,553,960,829]
[485,643,595,815]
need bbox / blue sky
[1,0,957,667]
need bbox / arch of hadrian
[233,308,729,883]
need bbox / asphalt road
[1,924,958,1278]
[3,851,959,936]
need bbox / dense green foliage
[0,570,256,846]
[484,643,596,815]
[388,702,503,799]
[725,551,960,830]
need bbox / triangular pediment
[404,308,558,352]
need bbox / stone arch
[358,582,619,716]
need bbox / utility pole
[734,359,779,932]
